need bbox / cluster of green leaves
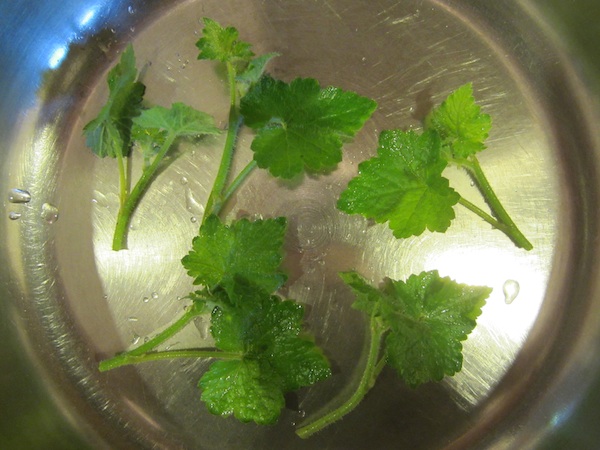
[97,17,375,427]
[95,17,525,439]
[83,45,220,250]
[297,270,491,438]
[337,83,533,250]
[100,215,331,425]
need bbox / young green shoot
[296,270,490,438]
[337,83,533,250]
[99,216,331,425]
[83,46,219,250]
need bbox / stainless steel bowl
[2,1,599,448]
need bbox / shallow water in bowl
[11,0,563,448]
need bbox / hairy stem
[112,133,177,250]
[461,156,533,250]
[222,160,257,205]
[99,349,241,372]
[296,318,386,439]
[457,196,503,230]
[99,301,205,372]
[203,61,243,221]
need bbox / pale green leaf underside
[133,102,220,138]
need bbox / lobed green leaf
[241,75,377,179]
[341,270,490,388]
[181,215,288,295]
[83,44,145,158]
[425,83,492,159]
[196,17,254,64]
[337,129,460,238]
[200,278,331,424]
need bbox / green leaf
[200,278,331,424]
[337,129,460,238]
[338,271,382,316]
[199,359,285,425]
[342,270,490,388]
[236,52,279,97]
[425,83,492,158]
[131,125,167,163]
[181,215,288,294]
[196,17,254,65]
[83,44,145,158]
[133,102,220,139]
[241,75,377,179]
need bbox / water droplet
[180,176,189,185]
[143,336,150,343]
[190,216,198,223]
[503,280,520,304]
[151,292,159,299]
[8,212,21,220]
[41,203,59,223]
[127,5,135,14]
[143,296,149,303]
[185,187,205,215]
[8,188,31,204]
[298,409,306,418]
[92,190,110,208]
[165,341,180,351]
[127,316,139,322]
[131,333,141,345]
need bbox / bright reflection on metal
[48,46,68,69]
[79,7,99,28]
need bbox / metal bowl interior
[1,0,600,449]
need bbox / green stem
[222,160,257,205]
[461,156,533,251]
[99,301,205,371]
[203,61,243,222]
[112,133,177,250]
[296,319,386,439]
[117,152,128,208]
[457,196,503,230]
[99,349,241,372]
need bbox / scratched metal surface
[2,0,600,448]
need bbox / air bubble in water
[194,316,210,339]
[41,203,59,223]
[8,188,31,203]
[8,212,21,220]
[503,280,520,304]
[128,5,135,14]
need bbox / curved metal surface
[0,0,599,449]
